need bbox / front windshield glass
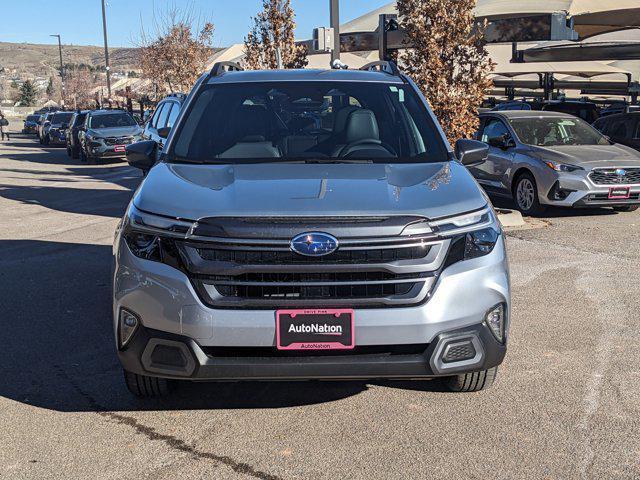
[52,112,73,124]
[171,81,448,163]
[509,117,609,146]
[89,113,136,129]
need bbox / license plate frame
[276,309,355,351]
[608,186,630,199]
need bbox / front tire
[123,370,171,397]
[43,134,50,146]
[613,205,638,212]
[445,367,498,392]
[514,172,545,216]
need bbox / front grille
[589,168,640,185]
[201,344,429,358]
[104,136,134,146]
[203,271,427,300]
[196,245,430,264]
[173,220,447,309]
[585,192,640,202]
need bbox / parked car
[38,112,55,144]
[78,109,142,163]
[65,110,89,159]
[43,111,73,146]
[491,100,532,111]
[474,110,640,214]
[599,102,640,118]
[115,62,510,397]
[22,114,40,134]
[592,112,640,152]
[541,100,599,124]
[141,93,185,151]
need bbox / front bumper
[539,171,640,207]
[113,232,510,381]
[118,322,506,380]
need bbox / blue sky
[0,0,390,48]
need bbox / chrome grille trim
[589,168,640,186]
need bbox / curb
[496,208,525,228]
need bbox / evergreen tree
[18,80,38,107]
[46,77,55,97]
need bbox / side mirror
[157,126,171,139]
[455,139,489,167]
[126,140,157,172]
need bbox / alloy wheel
[516,178,535,211]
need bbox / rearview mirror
[455,139,489,167]
[126,140,157,173]
[157,126,171,139]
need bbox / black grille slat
[589,168,640,185]
[196,245,430,264]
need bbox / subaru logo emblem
[290,232,339,256]
[615,168,627,176]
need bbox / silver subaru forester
[114,62,510,397]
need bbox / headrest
[229,105,270,142]
[344,109,380,143]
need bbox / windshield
[170,81,448,164]
[89,113,136,129]
[27,115,39,122]
[509,117,609,146]
[52,112,73,124]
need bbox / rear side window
[166,103,180,129]
[151,103,168,129]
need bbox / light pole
[330,0,340,62]
[101,0,112,101]
[50,34,64,106]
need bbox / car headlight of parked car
[544,161,583,172]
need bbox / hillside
[0,42,141,77]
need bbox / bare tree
[396,0,494,144]
[64,67,97,109]
[139,8,214,94]
[244,0,307,70]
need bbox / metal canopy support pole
[101,0,112,100]
[330,0,340,62]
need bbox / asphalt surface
[0,126,639,479]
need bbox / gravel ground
[0,126,638,480]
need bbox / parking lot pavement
[0,131,638,480]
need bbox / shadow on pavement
[0,239,446,413]
[0,182,138,218]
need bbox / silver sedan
[472,110,640,215]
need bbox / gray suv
[476,111,640,214]
[114,62,510,397]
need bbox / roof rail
[209,61,244,77]
[359,61,400,76]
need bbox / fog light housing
[119,309,140,349]
[485,303,506,343]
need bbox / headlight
[122,205,194,267]
[436,206,502,269]
[545,161,583,172]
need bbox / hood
[133,161,486,221]
[91,125,141,137]
[529,143,640,169]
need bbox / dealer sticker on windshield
[276,309,354,350]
